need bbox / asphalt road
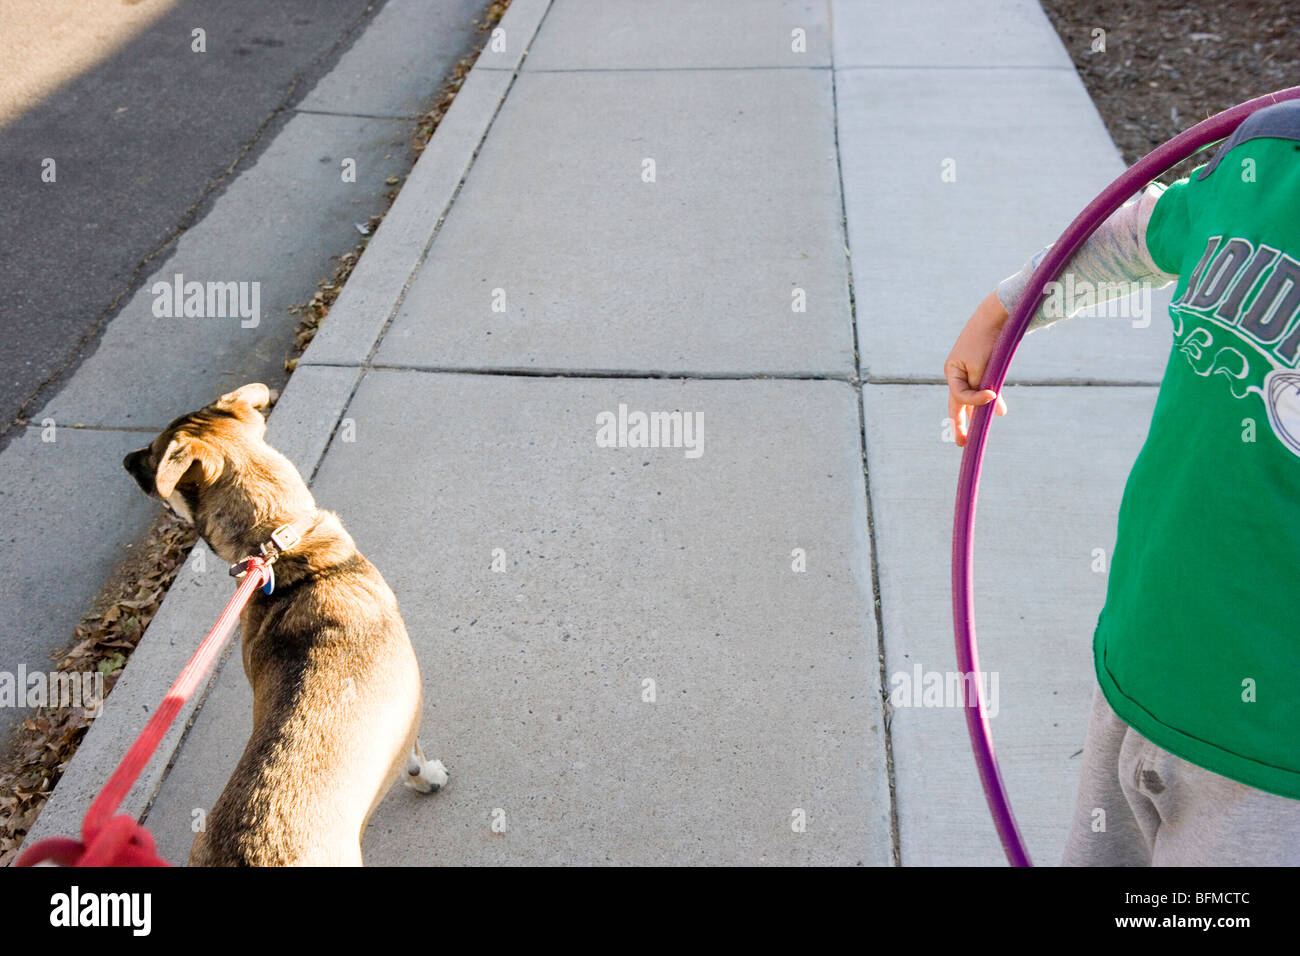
[0,0,396,434]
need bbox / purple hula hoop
[952,86,1300,867]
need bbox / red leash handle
[15,557,269,867]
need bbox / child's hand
[945,290,1010,448]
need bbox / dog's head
[123,383,307,560]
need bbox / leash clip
[228,555,275,595]
[229,522,303,597]
[228,558,255,579]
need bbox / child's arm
[945,183,1178,448]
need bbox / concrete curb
[20,0,553,856]
[300,0,551,367]
[297,68,514,367]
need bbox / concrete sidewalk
[27,0,1169,865]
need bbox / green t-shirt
[1096,108,1300,799]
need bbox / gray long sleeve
[995,183,1178,332]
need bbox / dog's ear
[154,435,223,499]
[217,383,276,412]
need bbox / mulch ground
[1040,0,1299,182]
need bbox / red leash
[15,556,270,867]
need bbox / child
[945,98,1300,865]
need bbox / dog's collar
[228,520,309,595]
[259,521,306,560]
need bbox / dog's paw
[405,758,449,794]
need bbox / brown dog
[123,383,447,865]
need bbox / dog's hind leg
[404,739,449,794]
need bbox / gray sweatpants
[1062,681,1300,866]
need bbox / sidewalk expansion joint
[831,50,903,867]
[864,376,1162,387]
[519,65,831,74]
[359,364,861,383]
[834,64,1074,72]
